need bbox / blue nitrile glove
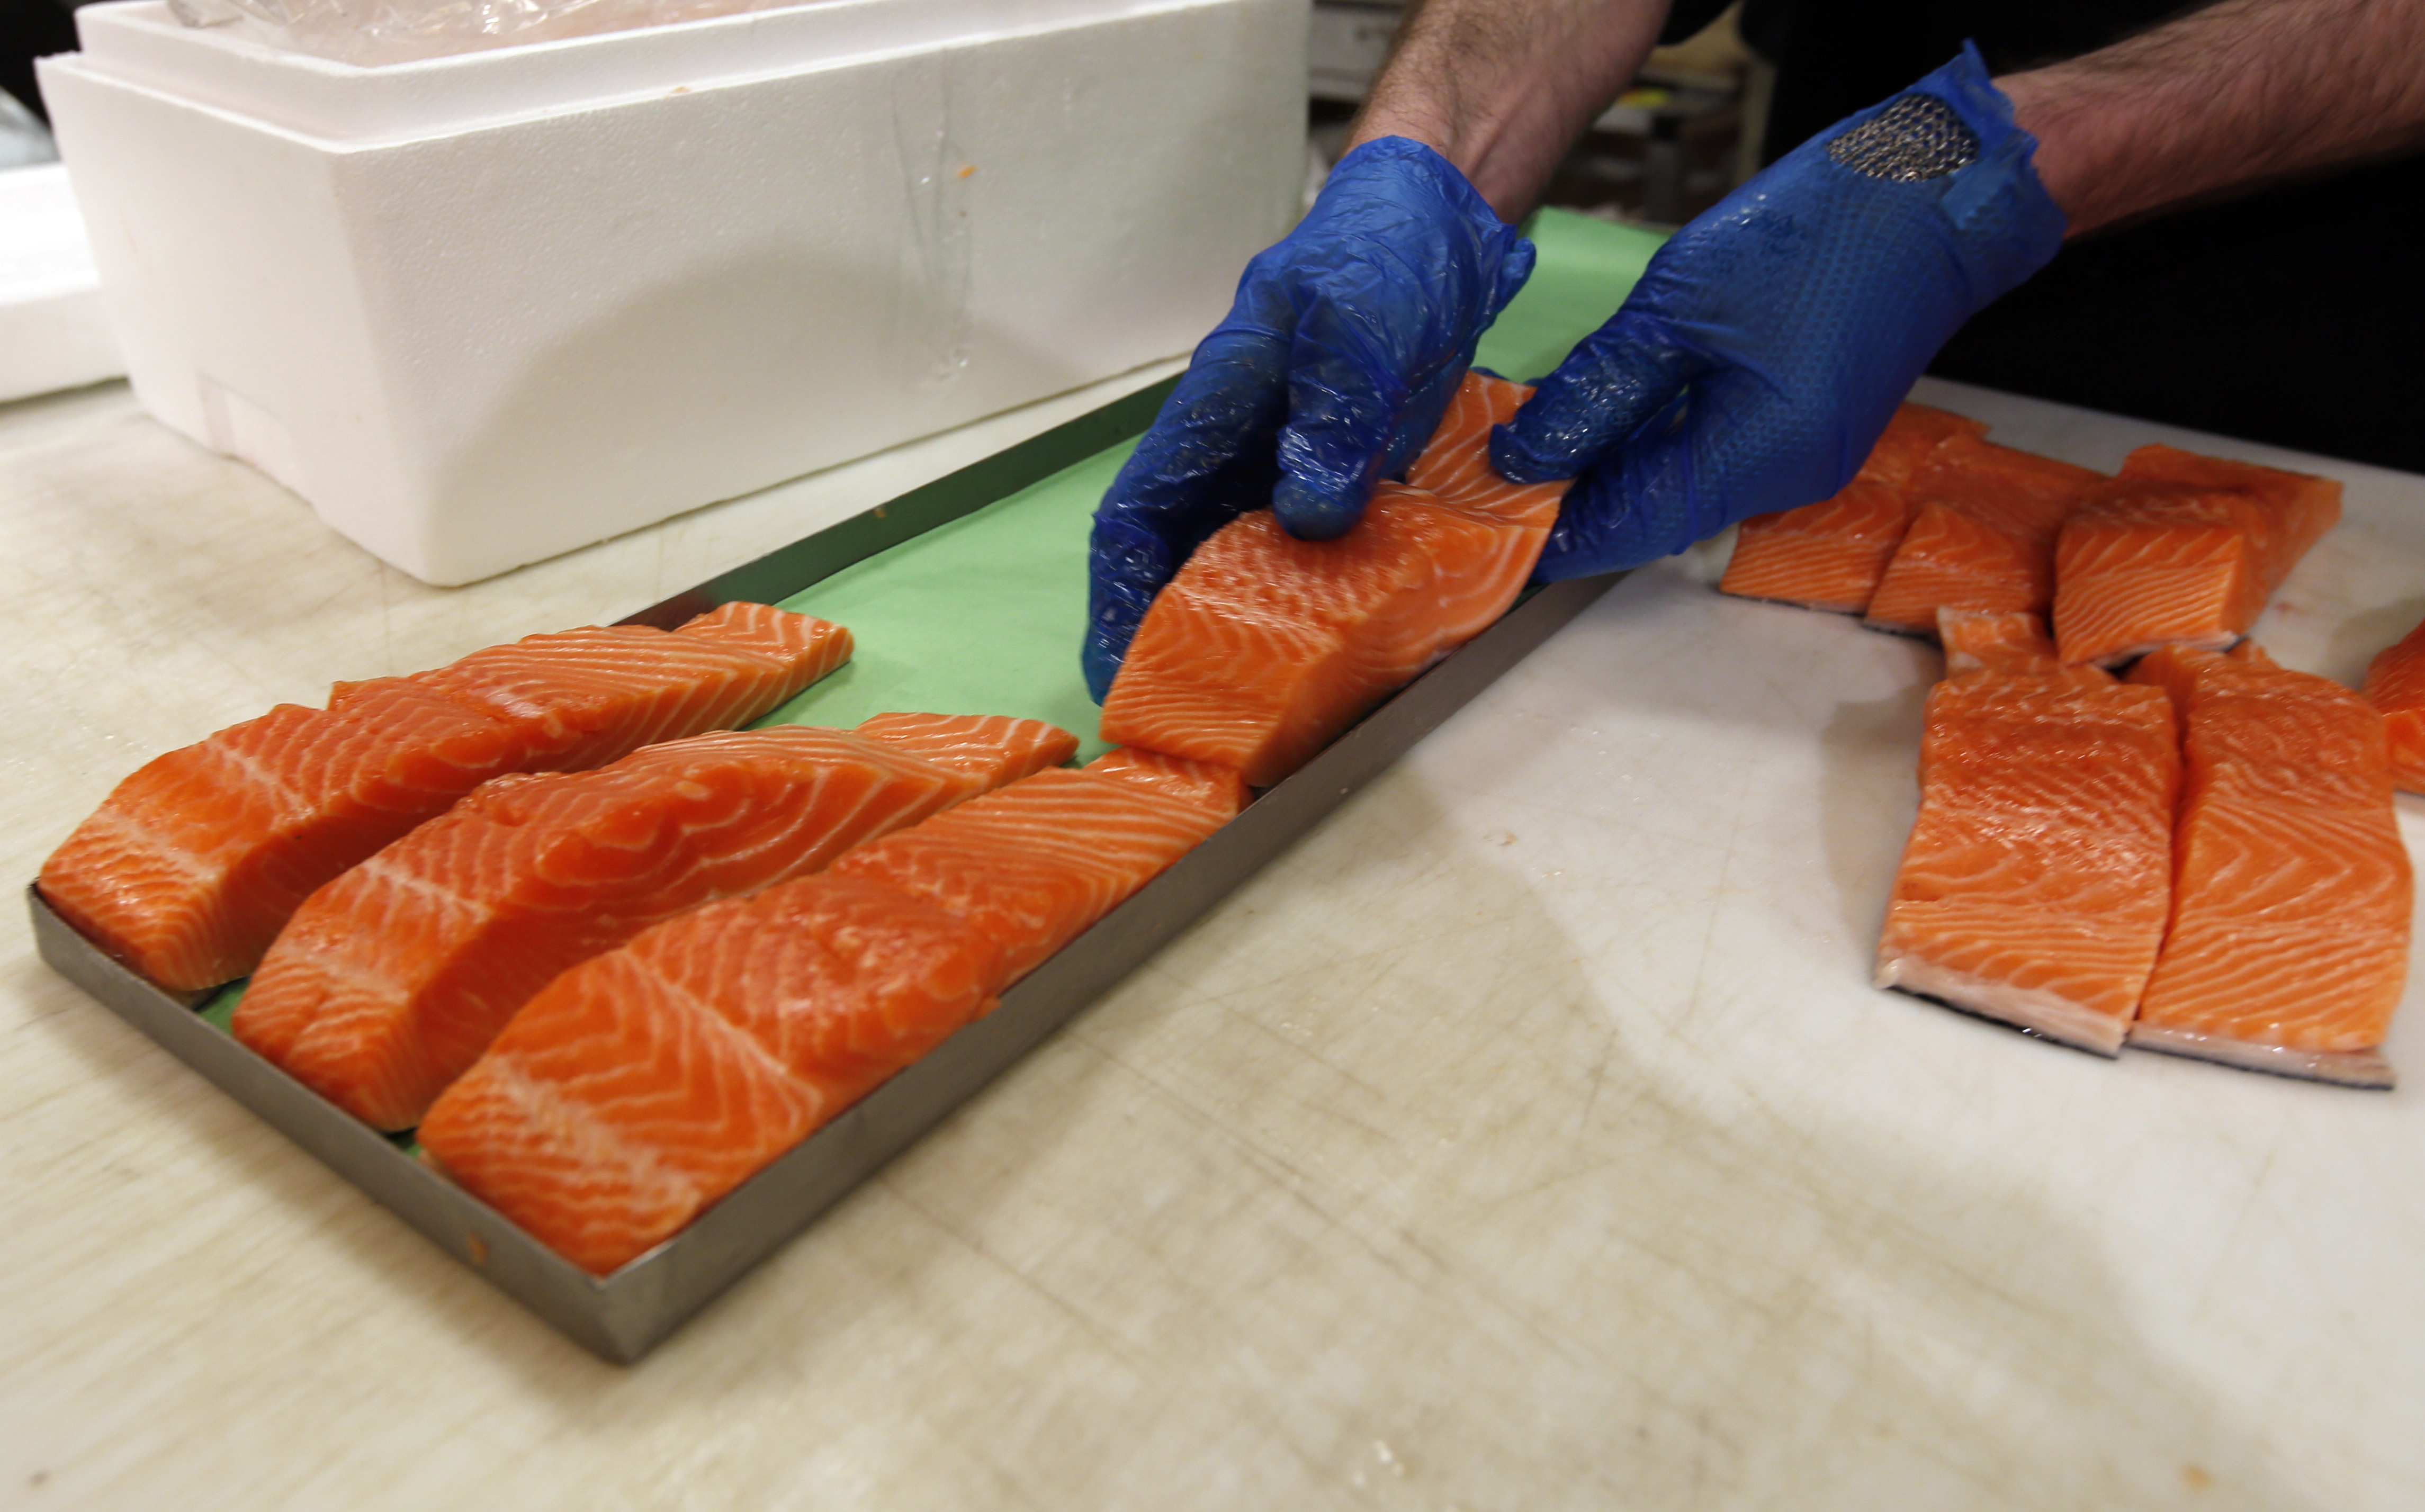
[1492,44,2066,578]
[1082,137,1535,701]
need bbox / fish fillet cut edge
[1873,957,2128,1057]
[2124,1023,2394,1090]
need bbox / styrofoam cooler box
[0,165,127,403]
[37,0,1305,583]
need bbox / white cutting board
[3,373,2422,1510]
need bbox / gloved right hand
[1082,137,1535,702]
[1491,43,2067,577]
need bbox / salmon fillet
[419,875,1004,1274]
[2127,645,2410,1086]
[1101,372,1570,787]
[2053,447,2342,667]
[2362,613,2425,794]
[1856,403,1998,491]
[233,714,1073,1130]
[1864,437,2106,636]
[1403,368,1571,521]
[1875,609,2180,1054]
[417,749,1244,1274]
[833,760,1238,981]
[2118,444,2341,598]
[39,605,851,992]
[1719,402,1987,613]
[1080,746,1253,816]
[2052,480,2271,666]
[1937,605,2111,684]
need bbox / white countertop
[5,371,2423,1510]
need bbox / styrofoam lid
[68,0,1213,144]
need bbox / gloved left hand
[1082,137,1534,702]
[1492,43,2067,578]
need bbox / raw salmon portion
[1720,481,1925,614]
[1720,402,1987,613]
[659,600,850,671]
[419,875,1003,1274]
[1864,437,2106,636]
[1101,490,1484,786]
[234,714,1073,1130]
[1856,403,1996,491]
[403,605,853,771]
[848,712,1080,782]
[1938,607,2107,683]
[834,754,1245,980]
[2362,613,2425,794]
[1100,371,1572,788]
[2052,480,2272,666]
[419,755,1243,1274]
[2054,447,2342,667]
[38,606,851,992]
[1876,609,2179,1054]
[2118,444,2341,600]
[1106,371,1571,785]
[1405,371,1570,521]
[1081,746,1253,816]
[2127,645,2410,1086]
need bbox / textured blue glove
[1493,44,2066,578]
[1082,137,1535,701]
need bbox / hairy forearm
[1346,0,1674,219]
[2002,0,2425,237]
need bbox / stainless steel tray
[29,377,1621,1362]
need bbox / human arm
[2004,0,2425,238]
[1348,0,1677,218]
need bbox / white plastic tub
[38,0,1304,583]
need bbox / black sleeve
[1658,0,1736,44]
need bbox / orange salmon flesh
[418,749,1246,1273]
[1100,371,1572,788]
[39,604,850,992]
[233,714,1074,1131]
[1719,402,1987,614]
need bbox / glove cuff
[1321,134,1499,223]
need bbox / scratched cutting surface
[7,286,2425,1505]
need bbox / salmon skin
[1875,609,2180,1055]
[233,714,1075,1131]
[2126,645,2409,1087]
[1100,371,1570,788]
[38,604,851,993]
[417,749,1245,1275]
[1719,402,1987,614]
[2052,447,2342,667]
[2363,612,2425,794]
[1864,436,2107,637]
